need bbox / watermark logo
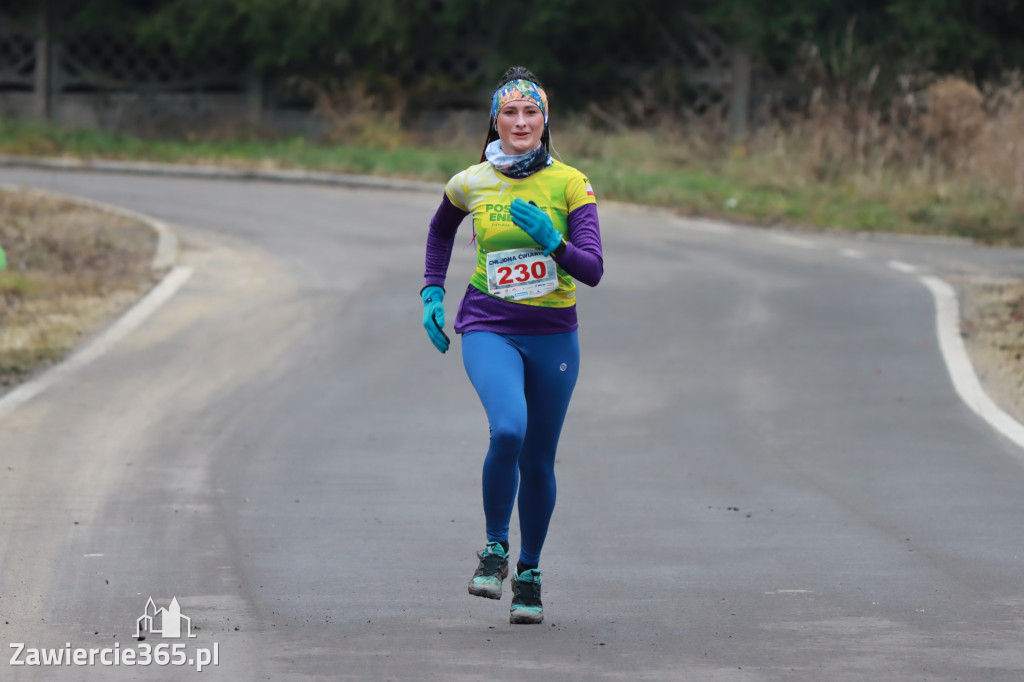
[135,597,196,639]
[10,596,218,672]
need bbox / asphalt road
[2,168,1024,681]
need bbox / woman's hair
[480,66,550,162]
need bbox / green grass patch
[0,270,34,298]
[0,118,471,182]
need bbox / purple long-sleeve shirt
[424,194,604,335]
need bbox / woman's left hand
[510,198,562,255]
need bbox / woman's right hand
[420,286,450,353]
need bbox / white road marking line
[765,590,815,594]
[0,265,194,421]
[888,260,918,273]
[921,276,1024,461]
[840,248,866,259]
[770,234,817,249]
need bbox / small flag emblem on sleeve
[585,184,595,196]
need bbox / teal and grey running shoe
[468,542,509,599]
[509,568,543,624]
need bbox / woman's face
[495,99,545,155]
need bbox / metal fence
[0,7,753,138]
[0,8,256,135]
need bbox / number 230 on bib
[485,248,558,300]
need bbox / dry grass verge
[0,189,158,390]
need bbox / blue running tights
[461,330,580,566]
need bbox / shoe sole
[468,583,502,599]
[510,608,543,624]
[468,565,509,600]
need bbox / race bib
[485,248,558,300]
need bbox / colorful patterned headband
[491,79,549,127]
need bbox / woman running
[420,66,604,624]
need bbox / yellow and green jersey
[444,160,597,309]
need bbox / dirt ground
[0,189,158,390]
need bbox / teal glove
[510,198,563,255]
[420,285,449,354]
